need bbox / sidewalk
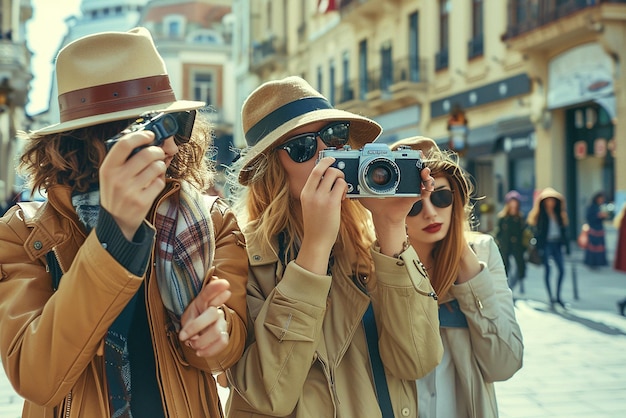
[496,300,626,418]
[3,299,625,417]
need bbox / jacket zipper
[317,356,339,413]
[64,390,73,418]
[47,249,73,418]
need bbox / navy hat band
[244,97,333,147]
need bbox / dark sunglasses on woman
[277,121,350,163]
[408,189,454,217]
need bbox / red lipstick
[423,223,442,233]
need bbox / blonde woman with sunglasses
[225,77,443,418]
[391,137,524,418]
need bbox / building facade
[0,0,32,208]
[233,0,626,234]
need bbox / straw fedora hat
[238,76,382,185]
[35,27,205,135]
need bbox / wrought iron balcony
[250,35,286,72]
[503,0,626,40]
[468,35,484,59]
[435,48,449,71]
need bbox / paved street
[2,229,625,417]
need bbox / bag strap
[363,302,395,418]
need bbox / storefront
[546,42,616,233]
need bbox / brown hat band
[244,97,332,147]
[58,75,176,123]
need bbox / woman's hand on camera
[99,130,167,241]
[359,167,435,257]
[179,278,232,358]
[296,157,347,275]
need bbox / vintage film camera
[105,111,179,156]
[318,143,423,197]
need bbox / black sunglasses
[277,121,350,163]
[408,189,454,217]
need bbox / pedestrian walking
[224,76,443,418]
[0,27,248,417]
[583,191,609,268]
[527,187,570,308]
[392,136,523,418]
[495,190,528,289]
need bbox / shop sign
[547,43,614,110]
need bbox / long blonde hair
[230,150,374,278]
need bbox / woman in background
[392,136,523,418]
[527,187,570,308]
[583,191,609,268]
[495,190,528,289]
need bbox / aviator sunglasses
[408,189,454,217]
[277,121,350,163]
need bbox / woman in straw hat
[391,136,523,418]
[526,187,570,308]
[225,76,443,418]
[0,28,247,417]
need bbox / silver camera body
[319,143,423,198]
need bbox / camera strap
[363,302,396,418]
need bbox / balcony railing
[250,35,286,70]
[468,35,484,59]
[503,0,626,40]
[393,56,428,85]
[435,48,449,71]
[335,57,429,106]
[336,79,358,105]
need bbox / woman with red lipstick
[392,136,524,418]
[0,28,247,417]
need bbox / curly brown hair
[18,113,215,195]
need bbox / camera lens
[359,158,400,195]
[370,166,391,185]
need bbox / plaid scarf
[72,181,215,418]
[154,180,215,322]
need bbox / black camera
[318,143,423,198]
[105,111,179,156]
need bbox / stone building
[0,0,32,209]
[232,0,626,234]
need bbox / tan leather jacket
[0,181,248,417]
[226,221,443,418]
[418,233,524,418]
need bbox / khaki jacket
[226,221,443,418]
[418,233,524,418]
[0,181,248,417]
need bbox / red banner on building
[318,0,338,14]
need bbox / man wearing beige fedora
[0,28,247,417]
[224,76,443,418]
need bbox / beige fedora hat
[238,76,382,185]
[35,27,205,135]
